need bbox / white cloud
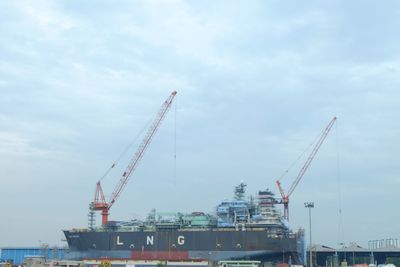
[13,0,78,34]
[0,131,46,156]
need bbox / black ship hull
[64,228,303,263]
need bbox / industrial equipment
[276,117,337,221]
[91,91,177,225]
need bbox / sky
[0,0,399,249]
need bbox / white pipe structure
[305,202,314,267]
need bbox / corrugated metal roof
[313,244,400,252]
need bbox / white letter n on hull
[147,235,154,245]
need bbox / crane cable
[98,117,153,182]
[173,95,177,186]
[277,125,326,182]
[335,119,345,245]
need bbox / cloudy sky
[1,0,399,249]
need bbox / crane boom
[287,117,337,196]
[92,91,177,225]
[276,116,336,221]
[109,91,177,207]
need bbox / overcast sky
[1,0,400,249]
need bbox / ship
[63,183,305,264]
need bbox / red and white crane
[276,117,337,221]
[92,91,177,225]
